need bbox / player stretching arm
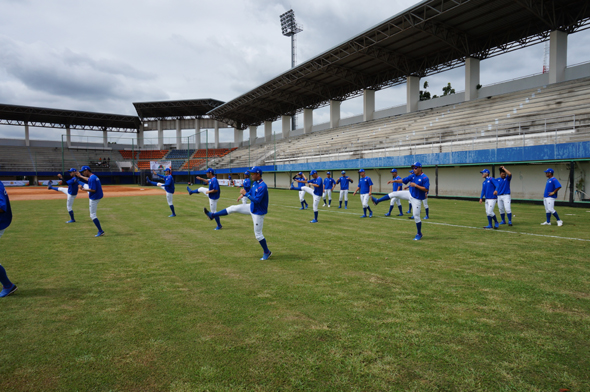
[301,170,323,223]
[352,169,373,218]
[292,172,309,210]
[389,163,429,240]
[47,168,79,223]
[146,168,176,217]
[371,169,410,216]
[335,171,353,209]
[322,172,336,207]
[187,168,222,230]
[74,166,105,237]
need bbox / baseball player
[371,169,411,212]
[479,169,499,230]
[187,168,222,230]
[352,169,373,218]
[405,170,429,219]
[389,162,429,240]
[241,170,252,204]
[74,165,105,237]
[228,173,233,187]
[322,172,336,207]
[336,171,353,209]
[204,166,271,260]
[146,167,176,217]
[301,170,323,223]
[496,166,512,226]
[292,172,309,210]
[47,168,79,223]
[542,168,563,226]
[0,181,17,298]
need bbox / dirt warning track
[7,186,168,201]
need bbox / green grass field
[1,187,589,391]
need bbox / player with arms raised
[187,168,222,230]
[146,167,176,217]
[47,168,79,223]
[292,172,309,210]
[391,162,429,240]
[74,165,105,237]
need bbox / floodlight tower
[280,9,303,130]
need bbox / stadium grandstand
[1,0,590,202]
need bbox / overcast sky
[1,0,590,144]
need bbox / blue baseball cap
[480,169,490,174]
[544,168,554,174]
[327,171,331,175]
[341,171,346,174]
[409,170,414,173]
[412,162,422,168]
[250,166,263,174]
[244,171,250,176]
[310,170,318,175]
[67,168,77,173]
[164,167,171,172]
[391,169,397,173]
[206,168,214,174]
[358,169,365,173]
[298,171,303,175]
[80,165,90,172]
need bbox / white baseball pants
[339,190,349,202]
[302,186,321,211]
[410,197,422,223]
[252,214,265,241]
[485,199,497,217]
[544,197,556,214]
[387,190,411,201]
[58,188,77,212]
[241,195,249,204]
[89,199,101,220]
[156,184,174,206]
[422,199,429,209]
[298,190,306,202]
[360,194,370,208]
[323,189,332,200]
[226,203,251,215]
[389,197,401,206]
[498,194,511,214]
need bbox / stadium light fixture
[279,9,303,130]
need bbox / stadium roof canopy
[0,103,140,132]
[208,0,590,129]
[133,99,226,120]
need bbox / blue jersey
[293,176,305,190]
[358,176,373,194]
[88,174,103,200]
[544,177,561,198]
[66,176,79,196]
[336,176,352,190]
[323,177,336,191]
[308,177,323,196]
[480,177,497,200]
[392,176,402,191]
[496,175,511,196]
[247,179,269,215]
[157,174,175,194]
[243,178,252,192]
[403,173,429,200]
[208,177,220,200]
[0,182,13,230]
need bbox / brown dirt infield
[7,186,167,201]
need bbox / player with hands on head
[146,168,176,217]
[479,169,500,230]
[0,181,17,298]
[496,166,512,226]
[74,165,105,237]
[336,170,353,209]
[301,170,323,223]
[292,172,309,210]
[353,169,373,218]
[187,168,222,230]
[47,168,79,223]
[205,167,271,260]
[322,172,336,207]
[541,168,563,226]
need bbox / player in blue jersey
[353,169,373,218]
[371,169,412,214]
[47,168,79,223]
[336,171,353,209]
[541,168,563,226]
[74,166,105,237]
[479,169,499,230]
[292,172,309,210]
[241,171,252,204]
[496,166,512,226]
[146,167,176,217]
[322,172,336,207]
[228,173,233,187]
[187,168,222,230]
[0,181,18,298]
[390,162,430,240]
[205,167,271,260]
[405,170,430,219]
[301,170,323,223]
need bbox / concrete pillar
[137,125,144,148]
[249,125,257,144]
[157,120,163,150]
[264,121,273,142]
[234,128,243,147]
[363,90,375,121]
[24,123,30,147]
[214,121,220,149]
[330,100,341,128]
[303,108,313,134]
[66,125,71,148]
[407,76,421,113]
[103,129,108,148]
[465,57,480,101]
[194,118,201,150]
[282,115,291,139]
[549,30,568,84]
[176,119,182,149]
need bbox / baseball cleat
[541,222,551,225]
[408,216,414,219]
[214,226,222,230]
[310,219,318,223]
[0,284,18,298]
[369,213,373,218]
[203,208,213,220]
[322,203,326,207]
[397,213,404,216]
[384,213,391,217]
[338,206,341,209]
[424,216,429,220]
[360,215,367,218]
[483,225,493,229]
[328,205,331,208]
[186,186,192,194]
[299,206,305,210]
[406,210,412,214]
[413,234,423,241]
[95,231,105,237]
[344,206,347,209]
[494,222,499,229]
[557,220,563,227]
[508,222,513,226]
[371,197,378,206]
[499,221,506,225]
[168,214,176,218]
[260,251,272,261]
[66,220,76,223]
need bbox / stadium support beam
[234,128,243,147]
[138,124,144,148]
[214,120,220,149]
[194,119,201,150]
[176,119,182,149]
[282,115,291,139]
[465,57,480,101]
[66,125,71,148]
[103,129,108,148]
[249,125,257,144]
[157,120,163,150]
[24,123,30,147]
[549,30,568,84]
[330,100,341,128]
[363,90,375,121]
[304,108,313,134]
[407,76,420,113]
[264,121,272,143]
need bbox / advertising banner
[1,181,30,186]
[150,161,172,171]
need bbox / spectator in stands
[0,181,17,298]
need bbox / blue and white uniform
[0,181,17,296]
[196,175,221,212]
[156,172,175,205]
[59,176,79,212]
[480,175,498,218]
[388,176,408,206]
[322,175,336,207]
[293,173,308,204]
[496,174,512,219]
[302,175,323,212]
[336,172,353,206]
[403,172,429,224]
[542,170,562,225]
[358,175,373,208]
[241,175,252,205]
[87,173,103,221]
